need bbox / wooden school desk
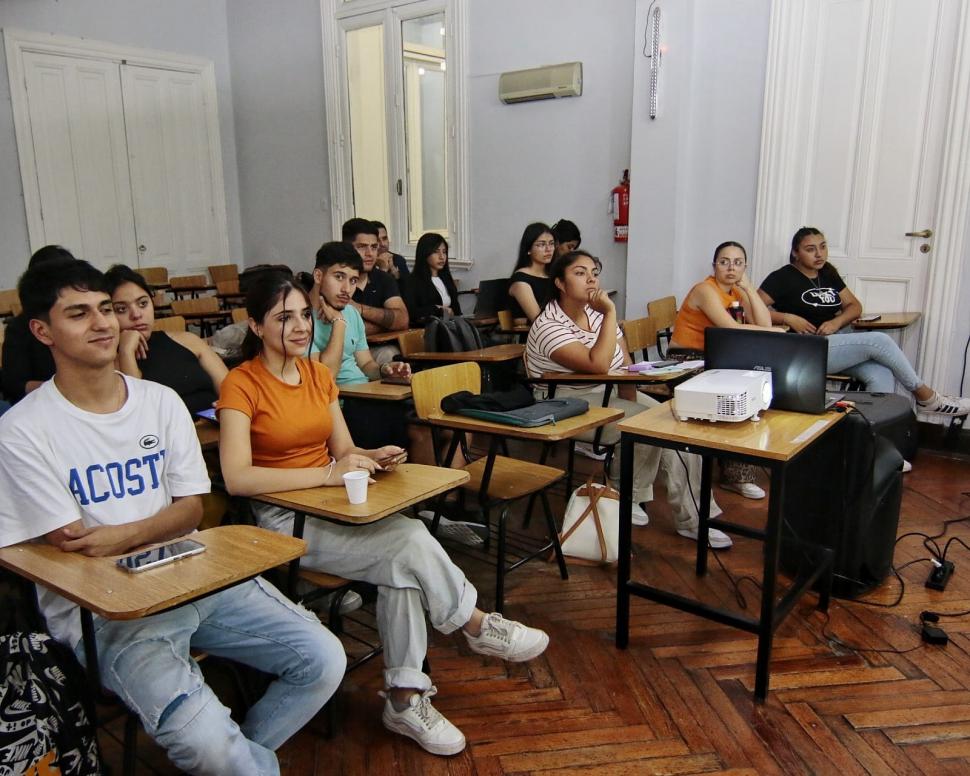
[337,380,412,401]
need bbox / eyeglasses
[715,258,746,268]
[533,240,556,249]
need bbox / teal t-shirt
[309,305,369,385]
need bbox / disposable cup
[343,470,369,504]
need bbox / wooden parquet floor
[100,447,970,775]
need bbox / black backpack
[423,313,484,353]
[0,632,102,775]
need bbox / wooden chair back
[139,266,169,286]
[497,309,513,330]
[397,328,426,357]
[169,274,209,290]
[646,296,677,330]
[172,297,220,315]
[208,264,239,284]
[154,315,187,333]
[231,307,250,325]
[411,362,481,419]
[0,289,21,317]
[216,279,240,295]
[621,316,657,361]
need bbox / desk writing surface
[852,312,921,330]
[256,463,468,523]
[617,403,844,461]
[538,368,697,384]
[0,525,305,621]
[366,329,404,345]
[406,344,525,363]
[424,405,623,442]
[195,418,219,450]
[338,380,412,401]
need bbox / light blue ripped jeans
[74,577,345,776]
[826,331,922,393]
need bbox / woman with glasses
[526,250,732,548]
[508,222,556,322]
[759,227,969,419]
[670,241,774,352]
[670,242,776,499]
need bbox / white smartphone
[116,538,206,573]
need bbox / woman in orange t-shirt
[670,241,775,352]
[671,242,777,500]
[217,272,550,757]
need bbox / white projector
[674,369,772,422]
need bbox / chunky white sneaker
[417,511,486,546]
[720,481,766,500]
[464,612,549,662]
[574,441,608,461]
[631,502,649,526]
[381,687,466,756]
[918,393,970,417]
[676,524,733,549]
[306,589,363,615]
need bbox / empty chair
[620,316,657,362]
[139,266,169,287]
[646,296,677,359]
[0,289,21,320]
[153,315,187,333]
[208,263,240,284]
[169,274,212,299]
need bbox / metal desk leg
[696,455,714,576]
[754,462,785,702]
[615,434,635,648]
[287,512,307,599]
[80,608,102,693]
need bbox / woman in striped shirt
[525,250,731,549]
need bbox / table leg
[287,512,307,598]
[754,462,784,702]
[615,434,634,649]
[80,608,102,693]
[696,455,713,576]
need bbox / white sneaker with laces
[918,393,970,417]
[464,612,549,662]
[381,687,466,756]
[720,481,766,500]
[676,524,733,549]
[304,589,363,616]
[631,502,649,526]
[574,441,608,461]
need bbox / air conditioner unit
[498,62,582,104]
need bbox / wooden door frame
[3,28,230,264]
[752,1,970,391]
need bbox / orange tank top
[671,276,742,351]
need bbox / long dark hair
[549,249,600,300]
[104,264,152,296]
[241,271,313,362]
[790,226,823,263]
[712,241,747,265]
[413,233,454,286]
[551,219,581,248]
[513,222,554,272]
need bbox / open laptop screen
[704,327,829,413]
[474,278,511,316]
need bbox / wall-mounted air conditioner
[498,62,582,104]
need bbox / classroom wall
[0,0,243,289]
[225,0,332,272]
[464,0,636,308]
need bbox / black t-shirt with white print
[759,263,846,329]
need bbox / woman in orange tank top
[670,241,775,351]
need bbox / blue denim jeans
[74,577,345,776]
[826,331,922,393]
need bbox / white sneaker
[464,612,549,662]
[381,687,465,756]
[574,441,608,461]
[918,393,970,417]
[631,502,649,526]
[298,587,363,616]
[901,460,913,473]
[720,481,766,500]
[418,511,486,546]
[676,524,733,549]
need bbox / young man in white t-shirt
[0,260,346,776]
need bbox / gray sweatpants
[253,507,478,691]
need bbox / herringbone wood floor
[102,447,970,775]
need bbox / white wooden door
[753,0,961,324]
[21,51,137,268]
[121,65,225,274]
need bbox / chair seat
[297,568,353,590]
[460,456,563,501]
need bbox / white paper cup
[343,470,369,504]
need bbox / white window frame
[319,0,471,266]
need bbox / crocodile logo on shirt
[139,434,160,450]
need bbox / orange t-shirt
[671,276,742,351]
[218,357,339,469]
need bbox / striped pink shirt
[525,300,624,378]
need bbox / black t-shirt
[508,271,554,320]
[759,263,846,329]
[0,314,56,402]
[353,268,400,309]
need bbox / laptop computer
[473,278,511,317]
[704,328,831,413]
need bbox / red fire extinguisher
[611,169,630,242]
